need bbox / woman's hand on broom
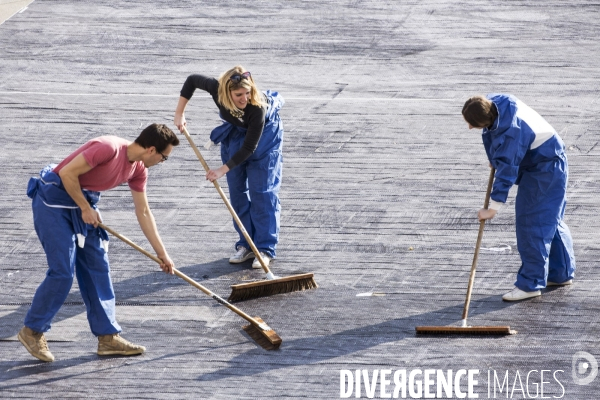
[174,112,187,133]
[174,96,189,133]
[206,164,230,182]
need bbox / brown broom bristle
[415,326,516,335]
[228,273,317,302]
[242,317,282,350]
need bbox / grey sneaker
[547,279,573,286]
[502,287,541,301]
[18,326,55,362]
[229,246,255,264]
[252,252,272,269]
[97,334,145,356]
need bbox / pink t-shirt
[54,136,147,192]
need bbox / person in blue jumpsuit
[462,94,575,301]
[174,65,284,269]
[19,124,178,362]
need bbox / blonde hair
[217,65,266,118]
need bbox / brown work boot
[97,333,146,356]
[18,326,55,362]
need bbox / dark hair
[462,96,498,128]
[134,123,179,153]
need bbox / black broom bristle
[229,275,317,302]
[242,317,282,350]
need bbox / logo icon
[572,351,598,385]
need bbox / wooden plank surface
[1,0,600,398]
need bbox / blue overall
[24,165,120,336]
[210,90,284,257]
[483,94,575,291]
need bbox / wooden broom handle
[180,127,272,274]
[461,167,496,321]
[97,222,263,327]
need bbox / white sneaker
[502,287,541,301]
[547,279,573,287]
[229,246,254,264]
[252,252,271,269]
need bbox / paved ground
[1,1,599,398]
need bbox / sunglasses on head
[229,71,251,84]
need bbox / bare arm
[174,96,189,133]
[58,154,101,227]
[131,189,174,274]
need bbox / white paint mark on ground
[480,244,511,252]
[356,292,386,297]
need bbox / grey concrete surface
[1,1,599,398]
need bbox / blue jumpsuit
[483,94,575,291]
[24,165,120,336]
[211,91,284,258]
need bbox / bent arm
[58,154,100,226]
[131,189,174,274]
[175,75,219,132]
[180,74,218,99]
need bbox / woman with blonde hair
[174,66,284,268]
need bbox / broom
[98,222,282,350]
[416,168,516,335]
[180,126,317,302]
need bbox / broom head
[416,325,517,335]
[242,316,282,350]
[229,273,317,302]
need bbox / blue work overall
[211,90,284,258]
[483,94,575,291]
[24,165,119,336]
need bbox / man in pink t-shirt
[53,135,149,193]
[19,123,180,363]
